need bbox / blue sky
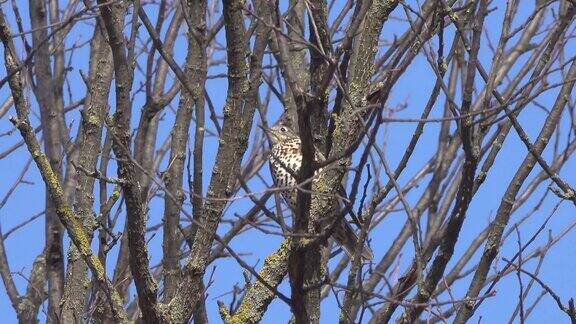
[0,1,575,323]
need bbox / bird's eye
[280,127,287,132]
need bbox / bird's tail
[333,220,374,260]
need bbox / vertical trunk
[162,0,207,301]
[29,0,64,320]
[113,6,184,301]
[60,23,114,323]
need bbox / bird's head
[260,120,298,146]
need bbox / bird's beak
[259,124,276,144]
[258,124,270,134]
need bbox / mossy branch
[219,239,291,324]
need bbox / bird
[262,118,373,260]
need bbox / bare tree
[0,0,575,323]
